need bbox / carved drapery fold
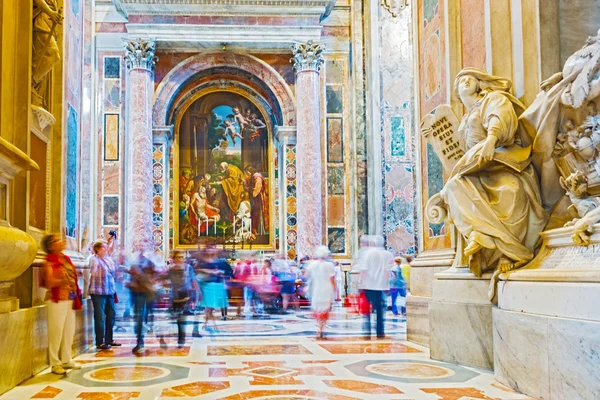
[124,38,158,71]
[290,40,325,73]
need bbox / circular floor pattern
[366,362,455,379]
[84,366,171,383]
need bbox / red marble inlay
[420,388,499,400]
[210,361,334,386]
[319,342,422,354]
[88,366,165,382]
[95,22,127,33]
[323,380,403,395]
[300,360,338,364]
[189,361,227,366]
[31,386,62,399]
[219,389,360,400]
[207,344,311,356]
[160,381,230,397]
[77,392,140,400]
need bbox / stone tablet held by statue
[420,105,464,175]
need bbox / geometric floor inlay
[207,344,312,356]
[346,359,480,383]
[1,308,534,400]
[62,362,189,387]
[365,362,455,379]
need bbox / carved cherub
[560,171,600,245]
[560,171,600,220]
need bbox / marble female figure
[441,69,547,283]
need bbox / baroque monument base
[429,268,494,370]
[407,249,454,347]
[494,225,600,400]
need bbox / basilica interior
[1,0,599,399]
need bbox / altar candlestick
[206,219,208,236]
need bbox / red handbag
[113,293,119,303]
[72,289,83,310]
[358,291,371,316]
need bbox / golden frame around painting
[172,86,277,251]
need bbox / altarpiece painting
[176,91,272,247]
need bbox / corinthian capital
[290,41,325,73]
[124,38,158,71]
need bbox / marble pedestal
[429,269,494,370]
[493,225,600,399]
[406,250,454,347]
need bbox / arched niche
[153,52,295,128]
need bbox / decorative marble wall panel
[104,80,121,111]
[104,114,119,161]
[79,0,95,249]
[390,116,406,157]
[104,57,120,78]
[152,144,166,256]
[460,0,486,69]
[380,4,416,255]
[417,0,452,251]
[96,52,125,245]
[285,146,298,260]
[103,196,119,226]
[29,135,48,231]
[426,143,445,237]
[63,0,84,247]
[351,0,369,239]
[66,104,79,238]
[324,57,350,256]
[328,227,346,254]
[273,144,280,247]
[327,117,344,162]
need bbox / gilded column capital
[124,38,158,71]
[290,40,325,73]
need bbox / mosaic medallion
[365,362,455,379]
[62,362,189,387]
[286,164,297,180]
[346,359,479,383]
[85,366,170,383]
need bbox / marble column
[291,41,324,259]
[124,38,157,254]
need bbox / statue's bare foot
[464,240,482,257]
[488,257,515,301]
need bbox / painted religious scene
[177,92,271,247]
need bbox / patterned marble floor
[1,308,533,400]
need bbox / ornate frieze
[124,38,158,71]
[290,40,325,73]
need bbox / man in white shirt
[358,235,394,338]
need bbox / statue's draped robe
[443,91,548,275]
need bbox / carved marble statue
[425,68,548,299]
[521,30,600,246]
[520,29,600,208]
[32,0,63,107]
